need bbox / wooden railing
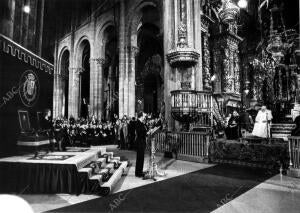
[288,136,300,169]
[153,131,210,162]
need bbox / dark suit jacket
[135,120,147,147]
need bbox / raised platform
[0,147,128,195]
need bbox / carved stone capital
[90,58,106,65]
[126,46,139,56]
[69,67,85,74]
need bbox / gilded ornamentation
[203,34,211,89]
[234,52,240,93]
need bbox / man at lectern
[135,112,147,177]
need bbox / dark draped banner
[0,34,54,156]
[0,162,82,194]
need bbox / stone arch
[127,1,158,47]
[74,36,91,67]
[74,38,91,118]
[58,48,70,118]
[58,46,70,74]
[128,2,163,115]
[96,20,115,57]
[95,20,119,120]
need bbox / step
[78,167,93,178]
[100,161,128,195]
[287,168,300,178]
[101,152,114,163]
[105,163,115,172]
[102,152,114,158]
[99,168,111,182]
[111,156,121,161]
[90,174,103,184]
[90,146,106,154]
[96,158,107,167]
[272,130,293,134]
[272,134,290,141]
[271,124,295,128]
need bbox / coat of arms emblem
[19,70,40,107]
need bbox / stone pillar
[118,0,125,118]
[53,43,58,118]
[164,0,203,130]
[0,0,15,38]
[95,58,105,120]
[89,57,96,117]
[69,67,83,118]
[163,0,173,130]
[53,73,60,118]
[128,46,139,117]
[194,0,202,91]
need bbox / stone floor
[2,148,300,213]
[17,148,212,213]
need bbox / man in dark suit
[135,112,147,177]
[128,117,136,150]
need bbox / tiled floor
[3,149,300,213]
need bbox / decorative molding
[201,14,214,32]
[126,46,139,56]
[90,58,105,65]
[203,34,211,89]
[0,34,54,74]
[167,47,200,67]
[69,67,85,74]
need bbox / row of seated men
[18,109,117,153]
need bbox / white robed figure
[252,105,273,138]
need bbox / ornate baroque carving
[167,48,200,67]
[203,34,211,89]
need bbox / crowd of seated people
[51,113,163,151]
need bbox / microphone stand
[266,111,271,144]
[143,126,166,181]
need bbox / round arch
[75,38,91,118]
[59,48,70,118]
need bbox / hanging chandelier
[252,2,299,70]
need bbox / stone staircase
[78,148,129,195]
[271,123,295,141]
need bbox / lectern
[143,126,166,181]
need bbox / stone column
[53,43,59,118]
[118,0,125,117]
[53,73,59,118]
[0,0,15,38]
[128,46,139,117]
[194,0,202,91]
[95,58,105,120]
[69,67,83,118]
[163,0,173,130]
[89,57,96,117]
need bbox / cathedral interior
[0,0,300,212]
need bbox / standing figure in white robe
[252,106,273,138]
